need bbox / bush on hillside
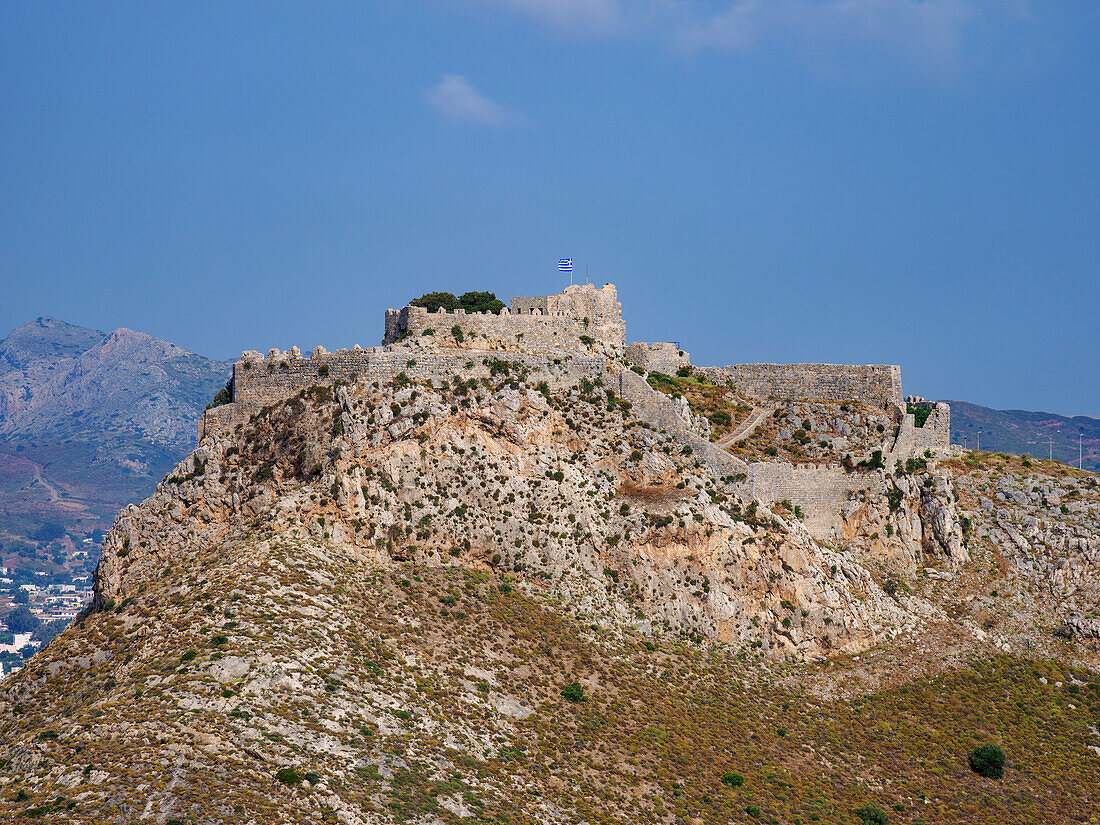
[854,805,888,824]
[276,767,301,785]
[561,681,586,703]
[969,743,1006,779]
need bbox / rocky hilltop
[1,288,1098,824]
[948,400,1100,472]
[0,317,229,555]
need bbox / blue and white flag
[558,258,573,272]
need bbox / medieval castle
[200,283,950,539]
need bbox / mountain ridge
[946,399,1100,471]
[0,317,228,564]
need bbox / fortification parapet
[697,363,903,410]
[199,345,610,441]
[384,283,625,356]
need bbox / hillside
[948,400,1100,472]
[1,352,1098,823]
[0,317,229,569]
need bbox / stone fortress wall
[384,283,625,356]
[695,363,903,410]
[901,397,951,455]
[199,280,950,542]
[200,345,609,441]
[624,342,690,376]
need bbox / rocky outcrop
[92,364,911,662]
[838,469,967,577]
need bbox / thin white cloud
[425,74,522,127]
[469,0,629,33]
[454,0,1032,77]
[673,0,989,77]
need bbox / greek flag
[558,258,573,272]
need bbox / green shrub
[179,650,198,662]
[860,450,885,470]
[854,805,888,824]
[277,767,301,785]
[968,743,1006,779]
[452,325,464,343]
[886,487,904,511]
[908,403,931,428]
[562,681,586,703]
[206,382,232,410]
[720,772,744,787]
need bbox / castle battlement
[201,281,947,465]
[384,283,625,354]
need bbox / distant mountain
[946,399,1100,471]
[0,317,229,565]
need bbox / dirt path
[716,406,771,448]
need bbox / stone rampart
[906,400,950,452]
[200,346,611,441]
[743,462,875,538]
[698,363,903,410]
[198,403,248,443]
[616,369,747,477]
[385,283,625,356]
[624,342,690,375]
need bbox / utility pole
[1028,435,1055,461]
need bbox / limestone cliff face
[95,364,911,662]
[839,470,968,578]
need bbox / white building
[0,633,38,655]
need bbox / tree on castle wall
[410,291,505,314]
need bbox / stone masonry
[697,363,904,411]
[624,342,690,375]
[199,281,948,542]
[384,283,625,357]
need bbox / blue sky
[1,1,1097,414]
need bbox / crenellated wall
[384,283,625,355]
[698,363,903,410]
[199,345,611,440]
